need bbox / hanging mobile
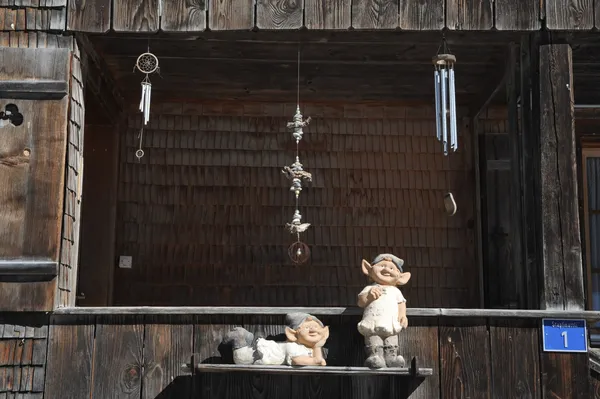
[133,49,160,160]
[134,51,159,125]
[282,48,313,264]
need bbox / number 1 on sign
[561,331,568,348]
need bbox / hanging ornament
[134,51,160,126]
[432,37,458,156]
[283,49,312,264]
[288,241,311,264]
[136,128,145,161]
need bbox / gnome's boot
[364,336,386,369]
[383,335,405,367]
[223,327,255,365]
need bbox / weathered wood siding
[0,40,73,312]
[35,313,588,399]
[114,102,477,307]
[58,0,600,32]
[538,44,585,310]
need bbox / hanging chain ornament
[136,128,145,161]
[282,49,312,264]
[432,36,458,156]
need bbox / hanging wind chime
[432,38,458,216]
[133,50,160,161]
[282,50,312,264]
[432,38,458,156]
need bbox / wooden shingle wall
[0,1,67,32]
[0,314,48,398]
[114,101,479,308]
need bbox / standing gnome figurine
[357,254,411,368]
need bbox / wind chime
[432,38,458,216]
[133,50,160,160]
[282,50,312,264]
[432,38,458,156]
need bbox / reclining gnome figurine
[357,254,411,369]
[222,312,329,366]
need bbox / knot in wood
[121,364,141,392]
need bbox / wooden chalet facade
[2,1,600,398]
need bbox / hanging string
[296,47,301,243]
[297,48,300,110]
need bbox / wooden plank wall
[62,0,600,32]
[40,314,591,399]
[0,1,597,32]
[0,41,72,312]
[113,102,477,308]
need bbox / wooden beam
[74,33,125,123]
[0,80,68,100]
[67,0,111,33]
[187,363,434,377]
[351,0,398,29]
[506,42,525,308]
[473,117,485,308]
[52,306,600,320]
[0,260,57,277]
[520,33,541,309]
[538,43,585,310]
[471,66,508,120]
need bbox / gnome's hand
[368,286,383,302]
[399,316,408,329]
[314,336,327,348]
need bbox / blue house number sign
[542,318,588,353]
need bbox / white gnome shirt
[253,339,313,365]
[284,342,313,365]
[357,284,406,337]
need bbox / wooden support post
[536,43,585,310]
[519,34,541,310]
[506,42,525,308]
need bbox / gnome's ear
[285,327,298,342]
[397,272,411,285]
[361,259,372,276]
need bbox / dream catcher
[282,49,312,264]
[133,50,160,160]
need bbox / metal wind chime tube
[440,67,448,155]
[434,69,442,141]
[448,67,458,152]
[432,48,458,156]
[139,78,152,125]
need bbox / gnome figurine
[222,312,329,366]
[357,254,411,369]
